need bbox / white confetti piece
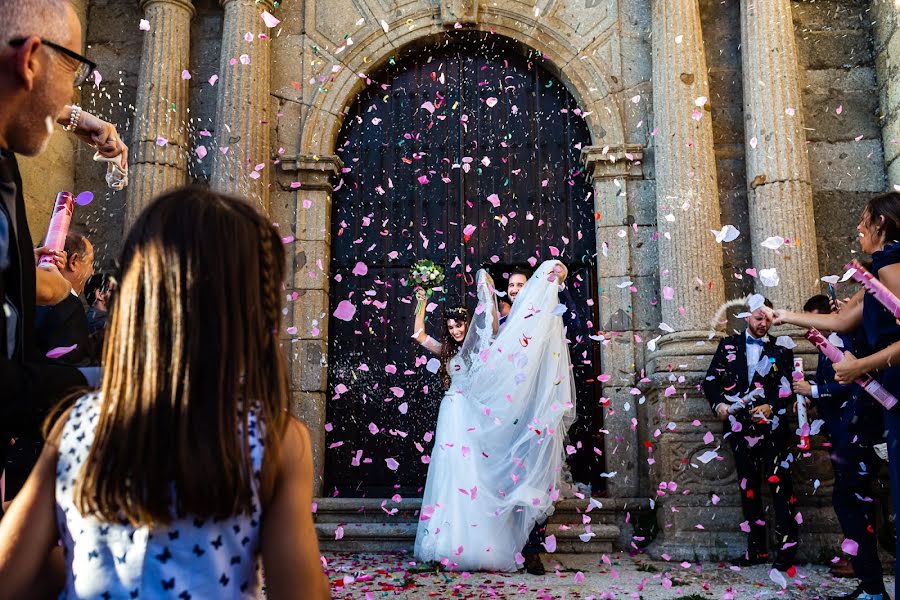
[712,224,740,243]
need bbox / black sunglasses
[9,37,97,87]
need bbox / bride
[413,260,576,571]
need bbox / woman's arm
[411,289,442,355]
[773,289,865,333]
[261,418,331,600]
[0,441,65,600]
[834,263,900,381]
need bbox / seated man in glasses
[0,0,127,511]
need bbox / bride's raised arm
[412,288,442,355]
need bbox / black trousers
[522,518,548,556]
[728,432,798,558]
[821,397,886,594]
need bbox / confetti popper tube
[794,358,810,450]
[806,328,899,410]
[37,192,74,269]
[845,259,900,319]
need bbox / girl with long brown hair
[0,187,330,599]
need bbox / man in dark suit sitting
[703,296,799,571]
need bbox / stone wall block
[290,288,329,341]
[291,239,330,290]
[807,140,886,193]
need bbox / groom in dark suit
[703,297,799,571]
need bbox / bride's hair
[439,306,471,389]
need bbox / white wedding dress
[413,261,577,571]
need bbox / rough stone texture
[796,0,887,284]
[125,0,194,228]
[742,0,819,312]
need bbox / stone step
[314,496,652,524]
[316,521,620,553]
[313,497,648,553]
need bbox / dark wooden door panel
[326,36,599,496]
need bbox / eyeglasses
[9,37,97,87]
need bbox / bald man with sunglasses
[0,0,128,508]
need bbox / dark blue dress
[863,240,900,585]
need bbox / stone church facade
[18,0,900,560]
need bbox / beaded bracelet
[63,105,82,132]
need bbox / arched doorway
[325,34,601,497]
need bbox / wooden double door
[325,35,603,496]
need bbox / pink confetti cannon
[806,328,899,410]
[37,192,74,269]
[793,358,810,450]
[845,259,900,319]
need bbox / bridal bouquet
[408,259,445,312]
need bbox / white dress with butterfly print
[55,393,265,599]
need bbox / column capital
[280,154,344,191]
[580,144,644,180]
[140,0,195,16]
[220,0,275,8]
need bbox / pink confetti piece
[390,387,405,398]
[417,175,429,185]
[74,192,93,206]
[703,431,714,444]
[841,538,859,556]
[139,19,150,31]
[261,10,281,28]
[421,101,435,114]
[385,458,399,471]
[486,193,500,208]
[368,423,379,435]
[574,571,585,583]
[195,145,207,160]
[352,262,368,276]
[286,326,298,335]
[181,69,191,80]
[209,74,218,86]
[333,300,356,322]
[542,534,557,553]
[398,402,408,414]
[334,526,344,540]
[92,70,102,88]
[485,96,498,107]
[46,344,77,359]
[156,137,168,146]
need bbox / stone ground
[323,552,895,599]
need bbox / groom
[501,264,577,575]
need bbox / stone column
[582,145,644,500]
[279,154,342,496]
[647,0,737,560]
[741,0,819,311]
[211,0,273,211]
[651,0,725,333]
[125,0,194,227]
